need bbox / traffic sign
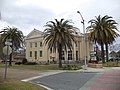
[3,46,12,55]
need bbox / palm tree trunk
[95,44,99,61]
[96,50,99,61]
[58,44,62,68]
[101,43,105,63]
[105,43,109,62]
[9,53,12,66]
[9,45,13,66]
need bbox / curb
[21,71,65,90]
[21,71,64,82]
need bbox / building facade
[25,29,94,64]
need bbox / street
[32,72,96,90]
[31,68,120,90]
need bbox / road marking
[21,71,64,82]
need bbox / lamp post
[77,11,87,70]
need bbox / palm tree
[0,34,5,60]
[0,26,24,66]
[43,19,77,67]
[87,15,119,63]
[103,16,119,62]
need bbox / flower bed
[88,63,103,68]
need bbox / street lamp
[77,11,87,70]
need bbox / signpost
[3,39,12,79]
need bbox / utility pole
[77,11,87,70]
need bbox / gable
[26,29,43,39]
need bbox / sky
[0,0,120,43]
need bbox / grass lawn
[0,63,82,70]
[0,64,61,70]
[0,78,47,90]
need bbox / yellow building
[25,29,94,64]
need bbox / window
[30,42,32,48]
[35,42,37,47]
[50,48,52,53]
[40,42,42,47]
[62,51,65,60]
[76,51,78,61]
[40,51,42,57]
[76,42,78,47]
[68,51,72,60]
[34,51,37,59]
[30,51,32,57]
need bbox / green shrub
[103,61,120,67]
[25,62,37,65]
[22,58,28,64]
[62,65,81,70]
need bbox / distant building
[13,50,26,61]
[25,29,94,64]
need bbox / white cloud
[17,0,83,14]
[0,0,120,41]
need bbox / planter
[88,63,103,68]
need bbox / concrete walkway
[78,67,120,72]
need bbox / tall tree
[0,26,24,66]
[103,16,119,62]
[0,34,5,60]
[87,15,119,63]
[43,19,77,67]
